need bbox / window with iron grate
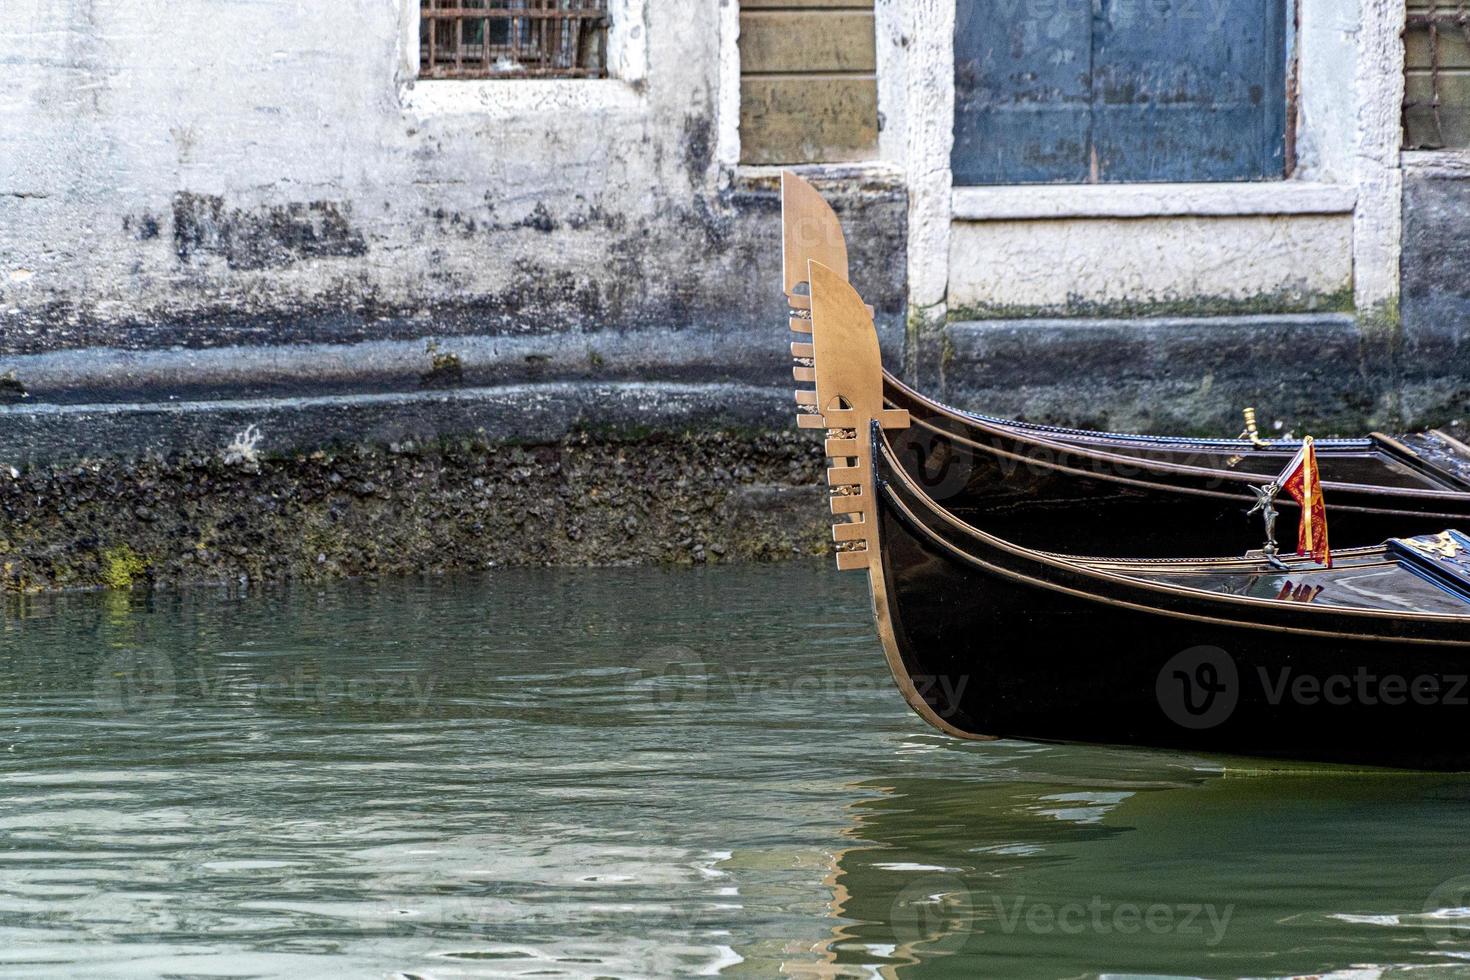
[419,0,609,79]
[1404,1,1470,149]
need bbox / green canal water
[4,563,1470,978]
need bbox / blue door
[953,0,1288,184]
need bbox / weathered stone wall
[0,431,830,591]
[2,0,690,348]
[1401,160,1470,427]
[0,0,906,385]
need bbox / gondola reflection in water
[799,258,1470,771]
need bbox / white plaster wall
[898,0,953,317]
[1349,0,1405,310]
[0,0,1403,340]
[1296,0,1404,309]
[715,0,741,170]
[0,0,721,332]
[1295,0,1360,182]
[948,214,1354,313]
[873,0,906,167]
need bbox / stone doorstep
[0,330,795,404]
[945,313,1363,383]
[0,318,907,407]
[934,312,1470,435]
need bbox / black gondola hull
[874,431,1470,771]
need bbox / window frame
[417,2,612,81]
[400,0,647,118]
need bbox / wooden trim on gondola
[902,410,1470,520]
[805,261,910,573]
[1070,543,1390,571]
[894,385,1470,502]
[881,369,1375,450]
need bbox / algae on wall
[0,432,831,592]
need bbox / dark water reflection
[3,564,1470,978]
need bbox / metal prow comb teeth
[802,260,910,573]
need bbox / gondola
[780,172,1470,556]
[804,259,1470,771]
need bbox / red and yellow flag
[1277,436,1331,567]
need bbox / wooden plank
[952,0,1093,183]
[1089,0,1286,181]
[742,0,871,8]
[1405,69,1470,88]
[739,10,875,74]
[740,76,878,165]
[953,0,1287,184]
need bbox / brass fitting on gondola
[1239,407,1269,448]
[1225,407,1271,467]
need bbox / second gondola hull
[887,406,1470,557]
